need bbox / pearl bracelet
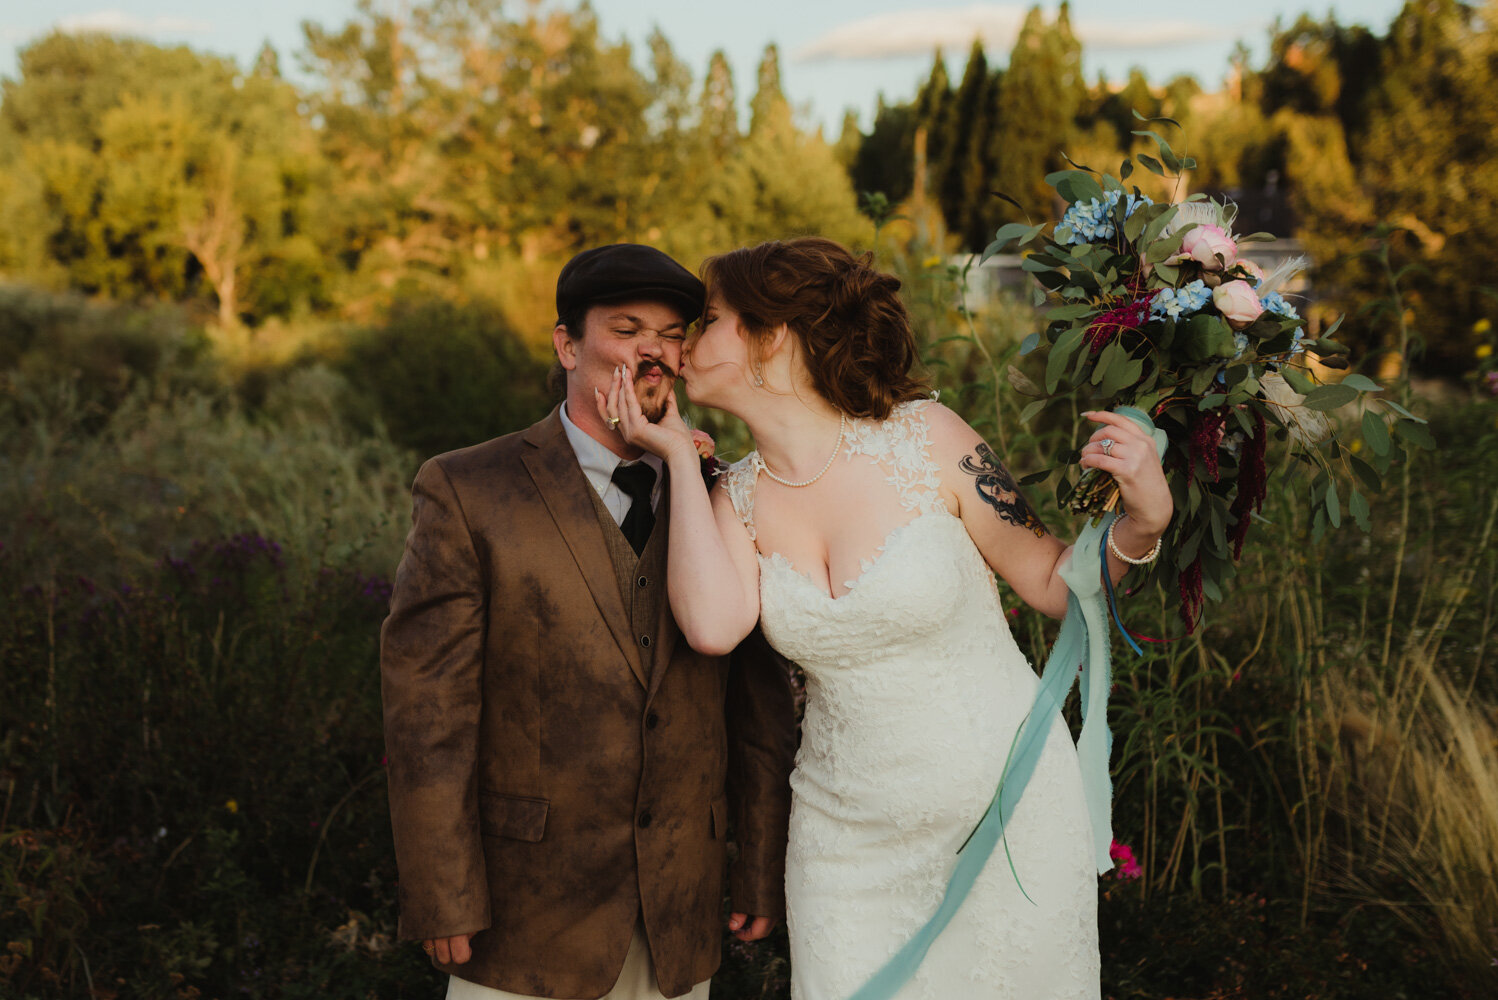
[1107,514,1162,566]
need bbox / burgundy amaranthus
[1189,408,1228,482]
[1179,560,1205,633]
[1227,409,1268,560]
[1084,284,1157,355]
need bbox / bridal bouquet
[987,124,1429,630]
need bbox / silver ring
[1100,438,1115,457]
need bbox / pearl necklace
[757,414,847,488]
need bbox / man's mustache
[635,361,676,380]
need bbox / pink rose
[1213,280,1263,329]
[1232,258,1266,286]
[1173,224,1238,271]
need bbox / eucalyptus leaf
[1302,382,1359,411]
[1361,410,1390,455]
[1020,332,1041,355]
[1046,327,1085,392]
[1120,158,1134,180]
[1281,365,1316,395]
[1349,454,1381,493]
[1020,398,1048,424]
[1394,419,1436,450]
[1339,373,1383,393]
[1139,153,1165,176]
[1325,477,1341,529]
[1130,130,1182,173]
[1349,488,1371,532]
[1382,400,1426,423]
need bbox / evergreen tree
[912,54,953,199]
[938,41,991,249]
[698,49,739,160]
[833,109,862,173]
[850,95,916,209]
[749,43,791,137]
[990,5,1077,223]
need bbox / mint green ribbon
[847,406,1165,1000]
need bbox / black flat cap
[556,244,704,326]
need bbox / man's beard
[634,362,675,423]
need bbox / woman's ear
[763,322,792,361]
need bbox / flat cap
[556,244,704,326]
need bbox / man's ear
[553,324,578,371]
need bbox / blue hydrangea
[1233,332,1250,356]
[1290,327,1307,354]
[1058,189,1153,245]
[1149,279,1211,321]
[1260,290,1299,319]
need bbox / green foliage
[335,298,553,457]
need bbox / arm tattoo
[959,443,1048,538]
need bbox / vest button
[639,634,652,648]
[637,575,648,588]
[646,712,660,729]
[638,811,653,828]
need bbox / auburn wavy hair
[700,237,929,420]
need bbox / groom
[381,243,796,999]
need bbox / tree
[0,33,321,324]
[749,43,792,137]
[699,49,739,160]
[990,5,1082,223]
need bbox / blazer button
[646,712,660,729]
[637,575,648,588]
[639,634,652,648]
[638,811,653,828]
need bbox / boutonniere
[693,429,725,486]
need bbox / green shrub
[335,298,554,457]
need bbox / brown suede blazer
[381,407,796,999]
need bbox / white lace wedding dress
[722,401,1100,1000]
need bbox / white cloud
[56,9,213,37]
[795,4,1249,63]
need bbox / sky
[1,1,1411,133]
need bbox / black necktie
[611,463,657,555]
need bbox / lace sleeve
[843,399,949,516]
[719,455,760,541]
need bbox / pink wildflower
[1109,839,1143,880]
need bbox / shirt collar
[559,401,663,497]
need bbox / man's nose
[638,334,664,358]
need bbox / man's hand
[727,912,776,942]
[423,934,474,964]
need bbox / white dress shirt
[559,402,664,526]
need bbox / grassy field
[2,272,1495,998]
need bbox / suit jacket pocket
[479,792,549,842]
[710,794,728,841]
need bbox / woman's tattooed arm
[958,443,1048,537]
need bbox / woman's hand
[596,365,695,463]
[1078,410,1173,536]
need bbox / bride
[599,237,1172,999]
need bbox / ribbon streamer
[847,406,1165,1000]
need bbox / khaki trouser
[444,923,711,1000]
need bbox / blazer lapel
[521,410,648,689]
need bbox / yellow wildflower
[1477,344,1493,359]
[225,799,239,814]
[922,255,943,270]
[1350,439,1363,454]
[1475,318,1492,334]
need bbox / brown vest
[584,473,669,682]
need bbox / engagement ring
[1100,438,1115,457]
